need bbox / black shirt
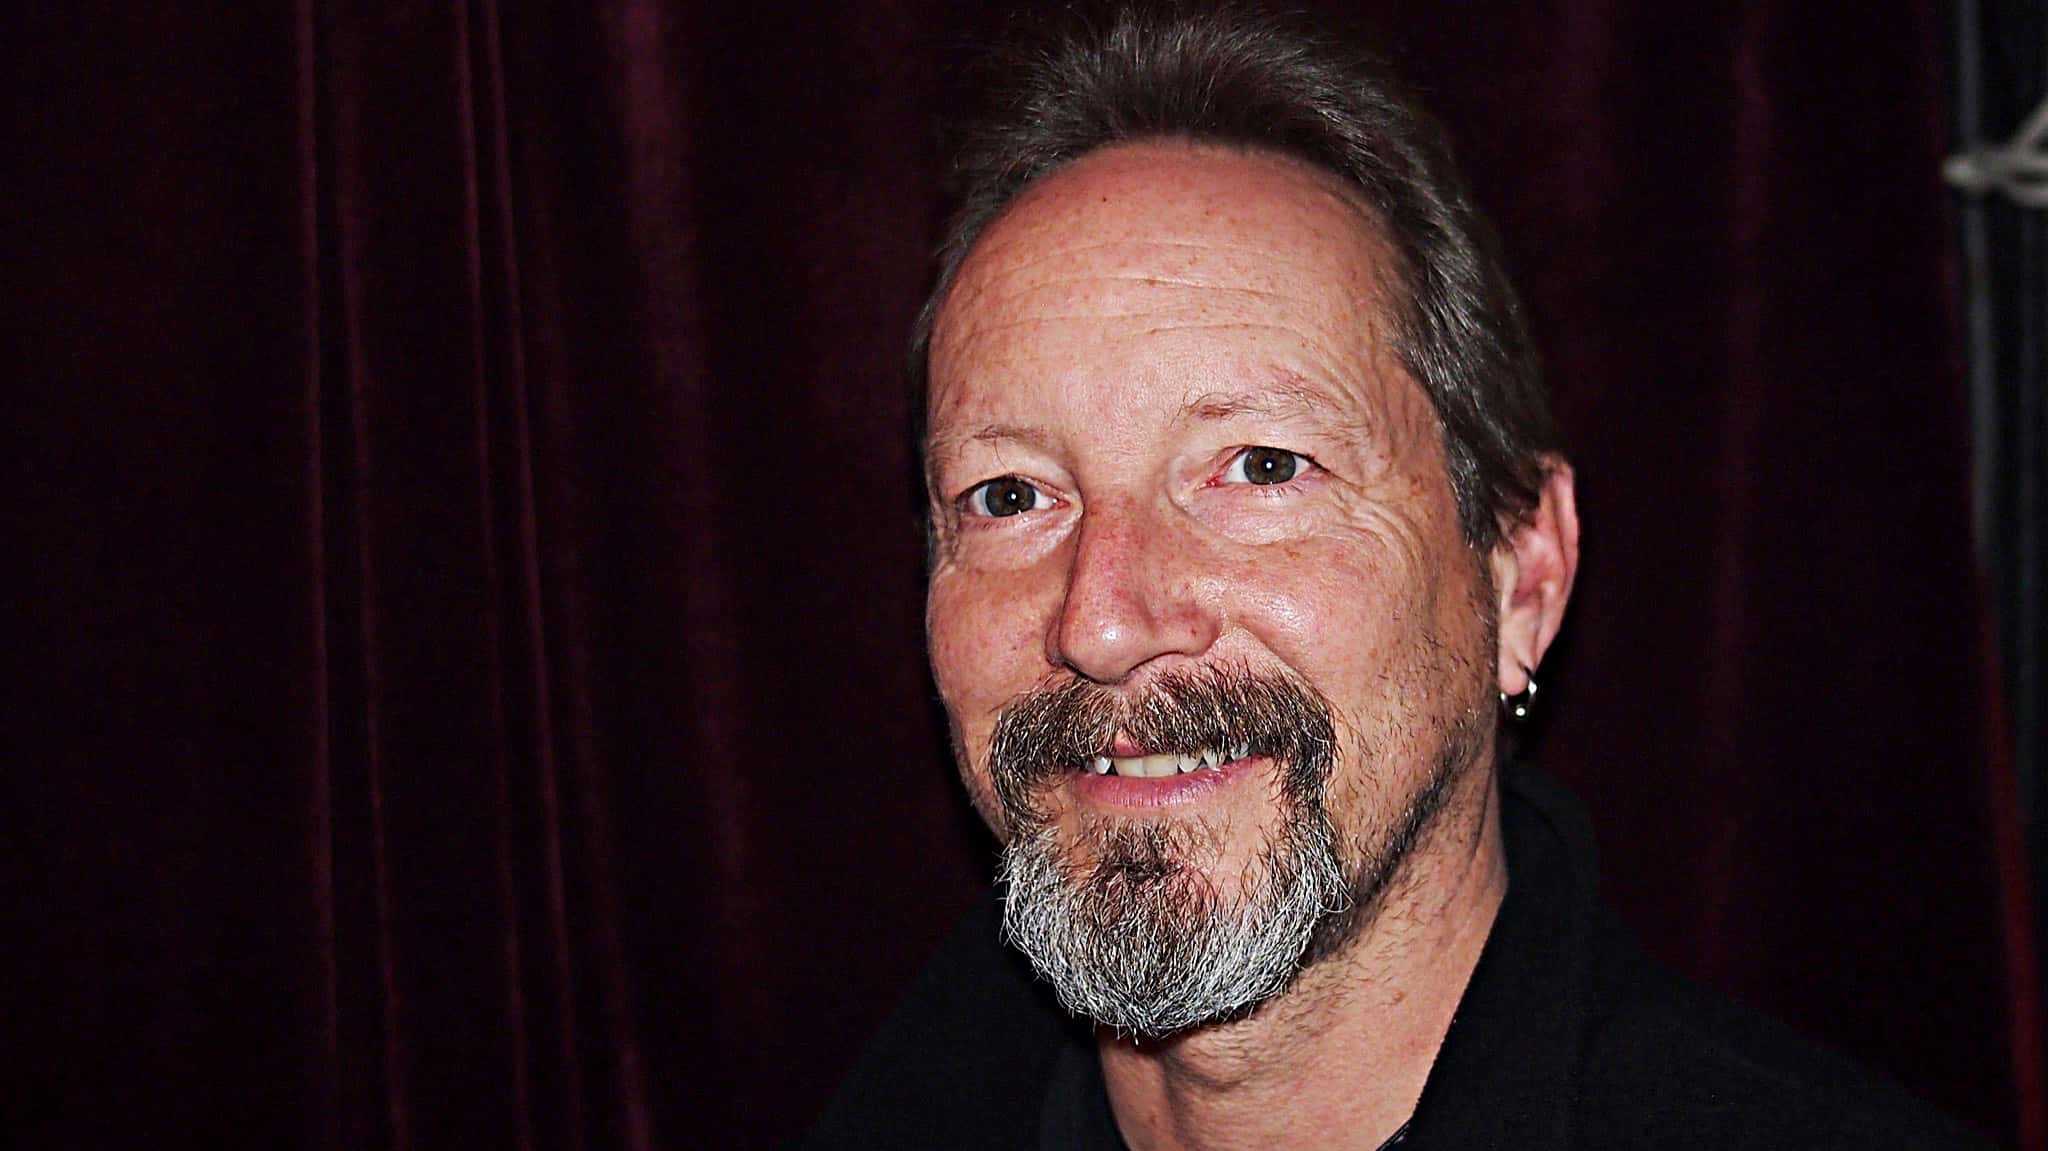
[807,765,1992,1149]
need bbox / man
[809,7,1990,1149]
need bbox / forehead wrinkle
[1123,277,1299,298]
[950,232,1359,327]
[959,269,1326,314]
[979,254,1338,293]
[941,213,1385,362]
[950,316,1336,348]
[944,279,1351,348]
[1134,320,1342,337]
[930,141,1414,453]
[949,138,1397,309]
[969,235,1348,285]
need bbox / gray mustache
[986,665,1340,824]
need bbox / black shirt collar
[1401,763,1598,1149]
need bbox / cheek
[1228,516,1487,751]
[927,568,1056,736]
[928,568,1064,838]
[1229,536,1408,689]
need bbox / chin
[997,786,1353,1037]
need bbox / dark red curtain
[5,1,2037,1147]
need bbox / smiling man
[807,8,1988,1150]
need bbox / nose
[1050,496,1221,684]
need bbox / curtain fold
[3,1,2036,1147]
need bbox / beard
[986,664,1470,1038]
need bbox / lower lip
[1065,756,1265,809]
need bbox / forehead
[928,140,1413,431]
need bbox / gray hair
[912,4,1558,548]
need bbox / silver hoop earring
[1500,666,1538,722]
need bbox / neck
[1097,768,1508,1151]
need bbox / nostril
[1049,503,1223,684]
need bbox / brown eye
[1238,447,1299,485]
[975,477,1042,517]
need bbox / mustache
[986,664,1339,824]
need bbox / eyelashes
[953,446,1319,525]
[962,475,1054,518]
[1218,446,1310,486]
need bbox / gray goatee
[987,666,1354,1037]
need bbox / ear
[1487,459,1580,696]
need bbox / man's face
[923,142,1501,1033]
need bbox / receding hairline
[910,6,1560,548]
[926,135,1410,380]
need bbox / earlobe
[1493,459,1580,695]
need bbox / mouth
[983,665,1334,823]
[1060,741,1269,811]
[1081,743,1255,779]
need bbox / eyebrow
[1176,367,1349,424]
[923,421,1060,471]
[923,366,1358,468]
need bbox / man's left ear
[1489,458,1580,696]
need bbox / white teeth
[1101,749,1234,778]
[1106,754,1174,778]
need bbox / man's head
[918,7,1578,1037]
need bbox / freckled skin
[922,141,1575,1150]
[926,142,1490,881]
